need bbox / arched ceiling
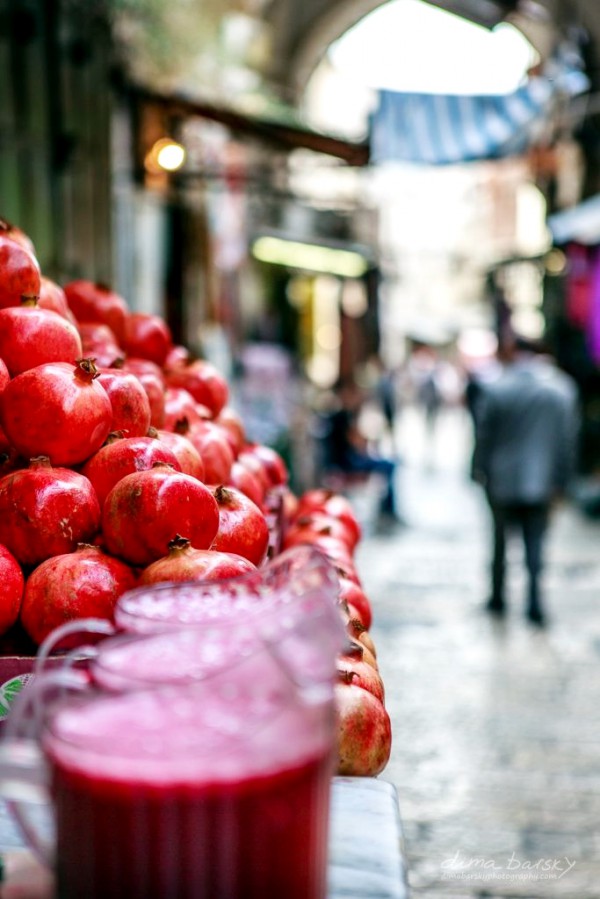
[261,0,600,100]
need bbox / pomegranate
[163,344,191,372]
[0,358,112,466]
[154,428,205,481]
[0,217,36,255]
[297,489,361,547]
[102,462,220,565]
[343,610,377,658]
[38,277,76,323]
[0,358,9,395]
[236,447,271,493]
[0,457,101,566]
[121,359,165,428]
[163,387,203,431]
[0,234,40,309]
[284,512,357,553]
[0,299,83,376]
[335,682,392,776]
[63,281,128,341]
[184,419,234,484]
[20,544,137,646]
[140,535,256,585]
[338,578,372,630]
[121,312,172,366]
[0,544,24,636]
[81,432,182,507]
[97,367,152,437]
[337,664,385,704]
[78,322,124,367]
[342,638,378,671]
[121,357,164,382]
[228,460,266,508]
[165,358,228,417]
[211,485,270,566]
[247,443,288,487]
[282,488,300,524]
[215,406,246,455]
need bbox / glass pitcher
[0,547,345,899]
[35,545,341,672]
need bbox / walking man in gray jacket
[472,337,579,626]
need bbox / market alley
[358,404,600,898]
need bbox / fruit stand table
[0,777,409,898]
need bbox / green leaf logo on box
[0,675,32,720]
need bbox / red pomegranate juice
[44,685,334,899]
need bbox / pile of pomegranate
[0,217,391,777]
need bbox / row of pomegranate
[0,216,391,777]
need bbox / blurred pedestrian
[372,356,400,455]
[471,336,579,626]
[325,378,402,527]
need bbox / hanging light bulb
[145,138,186,174]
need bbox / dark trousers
[489,501,549,612]
[346,450,397,515]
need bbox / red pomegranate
[20,544,137,647]
[228,460,266,508]
[236,447,272,493]
[0,234,40,309]
[165,359,228,417]
[0,358,9,395]
[284,512,358,554]
[211,485,270,566]
[38,277,76,323]
[296,489,362,547]
[0,217,36,255]
[215,407,246,455]
[341,606,377,658]
[140,535,256,585]
[163,387,203,431]
[121,312,172,366]
[282,488,300,524]
[163,344,191,371]
[247,443,288,487]
[0,544,24,636]
[337,663,385,705]
[63,280,128,341]
[184,419,234,484]
[102,462,220,566]
[81,432,182,507]
[97,368,152,437]
[338,578,372,630]
[0,457,101,566]
[0,300,83,376]
[342,637,378,671]
[154,429,205,481]
[121,359,165,428]
[0,358,112,466]
[78,322,124,367]
[121,357,164,382]
[335,682,392,777]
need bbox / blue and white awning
[370,79,555,165]
[369,47,589,167]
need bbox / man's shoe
[526,606,546,627]
[486,597,506,616]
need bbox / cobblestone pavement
[355,406,600,899]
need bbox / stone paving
[356,406,600,899]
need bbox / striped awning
[369,79,556,165]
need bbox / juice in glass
[44,679,335,899]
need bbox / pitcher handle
[0,668,90,866]
[35,618,117,676]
